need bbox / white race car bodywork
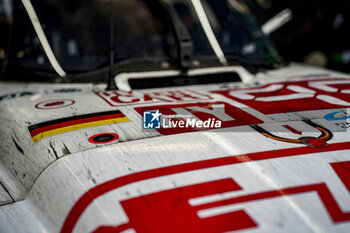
[0,63,350,233]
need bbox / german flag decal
[28,110,129,143]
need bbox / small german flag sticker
[28,110,129,143]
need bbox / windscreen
[171,0,279,64]
[0,0,280,80]
[1,0,175,74]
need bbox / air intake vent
[128,71,241,89]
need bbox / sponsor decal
[96,89,212,106]
[324,112,350,121]
[61,144,350,233]
[28,110,129,143]
[0,91,35,102]
[88,133,119,144]
[53,88,82,93]
[335,122,350,129]
[214,79,350,114]
[0,90,82,102]
[95,171,349,233]
[252,120,332,148]
[35,99,75,110]
[282,124,302,135]
[94,179,257,233]
[136,102,263,134]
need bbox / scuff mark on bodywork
[61,144,71,156]
[11,137,24,155]
[49,141,59,159]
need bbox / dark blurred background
[1,0,350,74]
[244,0,350,73]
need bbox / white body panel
[1,63,350,233]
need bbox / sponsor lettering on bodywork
[61,143,350,233]
[214,79,350,114]
[96,90,212,106]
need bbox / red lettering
[96,90,211,106]
[93,161,350,233]
[93,179,256,233]
[214,79,350,114]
